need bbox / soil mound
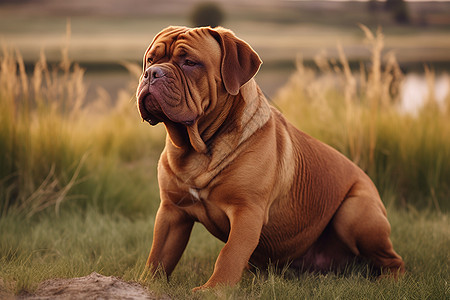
[18,272,164,300]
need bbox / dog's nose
[143,66,166,84]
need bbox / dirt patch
[17,272,166,300]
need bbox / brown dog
[136,26,405,291]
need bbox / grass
[0,25,449,298]
[275,25,450,211]
[0,209,448,299]
[0,42,165,217]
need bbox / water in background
[401,73,449,115]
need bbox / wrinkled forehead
[144,27,221,66]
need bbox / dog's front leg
[193,206,264,291]
[144,202,194,278]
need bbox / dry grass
[276,25,450,210]
[0,31,164,217]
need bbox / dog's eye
[147,57,153,64]
[184,60,197,67]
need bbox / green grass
[0,209,448,299]
[0,25,449,298]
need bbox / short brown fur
[136,26,404,291]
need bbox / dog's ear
[208,27,262,96]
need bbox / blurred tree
[368,0,382,15]
[0,0,31,3]
[385,0,410,24]
[190,2,225,28]
[368,0,379,12]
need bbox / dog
[136,26,405,291]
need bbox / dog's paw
[192,285,208,293]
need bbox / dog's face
[136,26,262,127]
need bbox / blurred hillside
[1,0,449,98]
[1,0,449,66]
[2,0,450,25]
[0,0,450,25]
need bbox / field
[1,209,448,299]
[1,1,450,299]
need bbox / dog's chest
[188,187,201,202]
[174,185,210,207]
[185,187,230,242]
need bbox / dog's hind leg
[330,180,405,277]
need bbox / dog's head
[136,26,261,129]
